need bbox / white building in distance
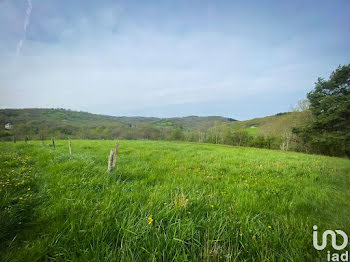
[5,123,13,130]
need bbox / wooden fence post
[68,140,72,155]
[108,149,114,172]
[112,140,119,169]
[25,136,28,143]
[51,138,55,149]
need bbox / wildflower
[210,205,214,208]
[240,233,243,237]
[268,225,272,229]
[148,216,153,225]
[185,198,189,202]
[19,197,23,200]
[27,188,31,191]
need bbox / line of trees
[0,121,303,151]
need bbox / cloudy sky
[1,0,349,120]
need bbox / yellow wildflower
[268,225,272,229]
[148,216,153,225]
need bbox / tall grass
[1,140,350,261]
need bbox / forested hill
[0,108,236,140]
[0,107,316,155]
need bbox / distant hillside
[231,111,311,136]
[0,108,236,141]
[0,108,235,129]
[0,108,125,127]
[0,108,312,153]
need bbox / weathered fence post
[112,140,119,169]
[68,140,72,155]
[13,136,16,143]
[108,149,114,172]
[51,138,55,149]
[25,136,28,143]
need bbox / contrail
[16,0,32,57]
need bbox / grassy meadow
[1,140,350,261]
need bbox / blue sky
[1,0,349,120]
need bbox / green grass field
[1,140,350,261]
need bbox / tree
[169,127,184,141]
[294,64,350,156]
[206,122,228,144]
[232,129,249,146]
[292,99,310,112]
